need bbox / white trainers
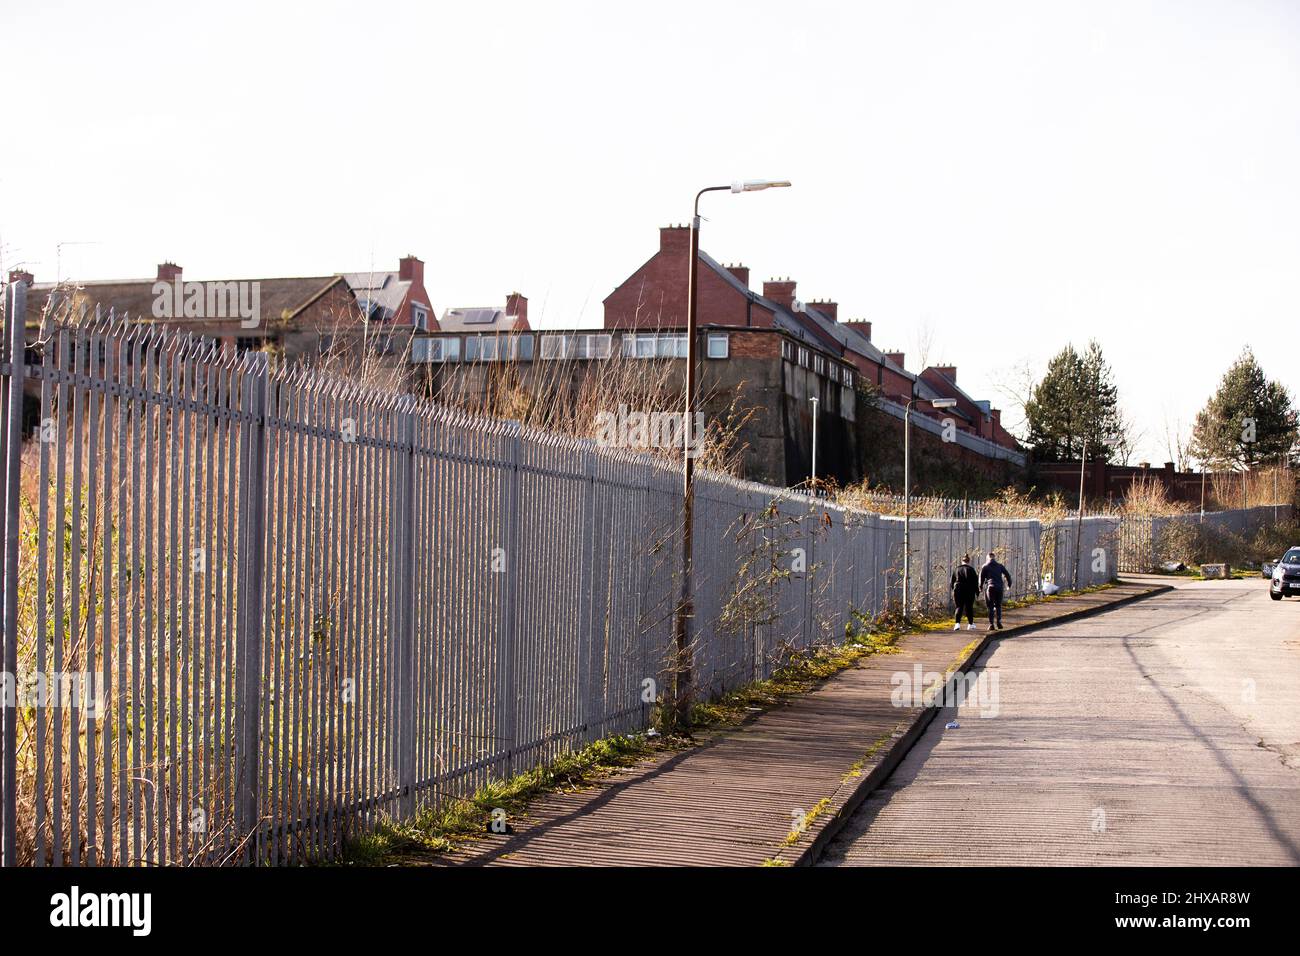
[952,623,961,631]
[967,623,976,630]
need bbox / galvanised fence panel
[4,296,1289,866]
[1125,506,1292,572]
[1046,516,1120,590]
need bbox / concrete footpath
[424,580,1170,867]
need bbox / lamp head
[731,179,793,193]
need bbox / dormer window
[412,305,429,331]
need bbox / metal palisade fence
[1116,508,1291,573]
[0,283,1274,866]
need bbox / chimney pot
[885,351,906,368]
[8,268,34,286]
[157,262,182,282]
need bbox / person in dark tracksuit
[980,551,1012,630]
[950,555,979,631]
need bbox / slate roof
[22,276,348,328]
[342,271,415,322]
[697,250,905,375]
[439,307,514,332]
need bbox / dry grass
[410,343,754,477]
[1120,475,1193,517]
[1209,465,1294,511]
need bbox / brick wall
[603,226,777,329]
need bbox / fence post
[391,398,416,819]
[579,447,600,741]
[496,425,520,776]
[235,352,267,863]
[804,496,815,649]
[1,280,27,867]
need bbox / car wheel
[1270,588,1283,601]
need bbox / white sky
[3,0,1297,463]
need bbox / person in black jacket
[950,554,979,631]
[980,551,1013,630]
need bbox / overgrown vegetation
[343,733,663,864]
[1154,518,1300,570]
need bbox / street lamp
[673,178,791,730]
[810,395,819,488]
[902,395,957,622]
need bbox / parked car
[1269,548,1300,600]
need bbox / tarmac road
[819,576,1300,866]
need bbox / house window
[574,334,612,359]
[843,369,854,388]
[412,305,429,331]
[623,333,686,359]
[781,339,793,361]
[814,355,825,376]
[236,337,260,352]
[514,333,535,361]
[422,336,459,362]
[706,334,729,359]
[797,347,809,368]
[827,365,838,382]
[540,334,570,360]
[467,335,503,361]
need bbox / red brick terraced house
[14,254,436,371]
[411,225,1023,488]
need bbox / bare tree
[913,317,937,371]
[991,357,1038,441]
[1163,412,1193,471]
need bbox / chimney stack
[659,224,690,256]
[399,254,424,284]
[809,300,838,321]
[844,320,871,340]
[157,262,182,282]
[932,365,957,383]
[505,291,529,330]
[763,278,796,309]
[726,263,750,288]
[7,268,33,286]
[885,351,906,368]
